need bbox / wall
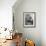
[0,0,46,46]
[13,0,41,46]
[41,0,46,46]
[0,0,16,30]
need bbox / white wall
[13,0,41,46]
[0,0,46,46]
[13,0,46,46]
[41,0,46,46]
[0,0,16,29]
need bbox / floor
[0,39,16,46]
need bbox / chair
[25,40,35,46]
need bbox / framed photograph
[23,12,36,28]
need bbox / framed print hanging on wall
[23,12,36,28]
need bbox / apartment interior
[0,0,46,46]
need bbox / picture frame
[23,12,36,28]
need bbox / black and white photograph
[23,12,36,28]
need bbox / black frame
[23,12,36,28]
